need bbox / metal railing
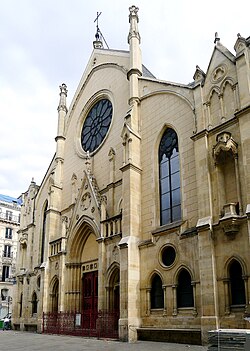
[43,310,119,339]
[0,212,20,224]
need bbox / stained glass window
[159,129,181,225]
[81,99,113,153]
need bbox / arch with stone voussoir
[49,275,59,313]
[65,215,100,314]
[105,262,120,312]
[223,256,247,313]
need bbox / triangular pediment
[206,43,235,75]
[202,42,237,98]
[69,170,102,233]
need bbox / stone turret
[127,5,142,108]
[54,83,67,187]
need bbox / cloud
[0,0,249,198]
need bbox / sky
[0,0,249,198]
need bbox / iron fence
[43,310,119,339]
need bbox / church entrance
[82,271,98,329]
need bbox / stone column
[223,279,230,315]
[197,218,219,343]
[234,155,243,215]
[172,284,177,316]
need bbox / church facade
[13,6,250,344]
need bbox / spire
[58,83,68,113]
[127,5,142,106]
[56,83,67,157]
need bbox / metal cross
[94,11,102,28]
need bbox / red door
[82,271,98,329]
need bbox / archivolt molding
[221,77,236,92]
[206,77,236,102]
[173,264,195,285]
[106,261,120,285]
[67,63,127,120]
[223,255,247,277]
[141,89,195,112]
[66,214,100,261]
[49,274,59,291]
[147,269,164,287]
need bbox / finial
[59,83,68,96]
[129,5,139,20]
[214,32,220,44]
[128,5,140,43]
[93,12,103,49]
[58,83,68,112]
[237,33,241,38]
[93,11,109,49]
[193,65,205,82]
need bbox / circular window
[81,99,113,153]
[161,246,176,267]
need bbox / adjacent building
[0,194,21,319]
[13,6,250,344]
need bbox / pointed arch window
[177,269,194,308]
[151,274,164,309]
[31,292,38,315]
[41,201,48,264]
[51,278,59,313]
[229,260,246,306]
[19,293,23,317]
[159,128,181,225]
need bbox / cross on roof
[94,11,102,30]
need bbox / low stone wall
[137,328,202,345]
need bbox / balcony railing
[0,212,20,224]
[101,213,122,238]
[2,254,13,264]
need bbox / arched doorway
[66,219,99,330]
[51,278,59,313]
[108,267,120,312]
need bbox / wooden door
[82,271,98,329]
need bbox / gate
[43,310,119,339]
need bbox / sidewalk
[0,330,208,351]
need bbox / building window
[1,288,8,301]
[177,269,194,308]
[3,245,12,258]
[161,245,176,267]
[151,274,164,309]
[5,211,12,221]
[229,260,246,306]
[2,266,10,282]
[5,228,13,239]
[31,292,38,315]
[159,128,181,225]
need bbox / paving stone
[0,331,208,351]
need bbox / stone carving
[211,64,227,83]
[81,192,91,211]
[213,131,238,163]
